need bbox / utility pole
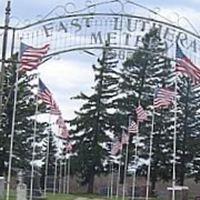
[0,1,11,127]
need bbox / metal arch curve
[43,45,176,63]
[13,12,200,40]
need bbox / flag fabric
[65,143,72,152]
[121,132,129,145]
[56,115,66,129]
[128,120,138,134]
[20,42,50,71]
[50,100,61,115]
[111,141,122,155]
[135,105,148,122]
[176,44,200,83]
[60,127,69,139]
[56,115,69,139]
[38,79,61,115]
[38,78,52,105]
[153,87,175,109]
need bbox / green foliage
[69,43,119,193]
[0,53,47,175]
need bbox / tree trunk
[150,168,157,196]
[87,172,95,193]
[0,157,5,176]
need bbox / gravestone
[24,168,46,200]
[167,186,189,200]
[17,183,27,200]
[16,171,27,200]
[0,177,4,199]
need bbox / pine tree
[40,128,58,189]
[175,77,200,185]
[115,28,174,192]
[69,43,119,193]
[0,54,47,175]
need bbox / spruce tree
[69,43,119,193]
[115,28,174,192]
[175,77,200,185]
[0,54,47,175]
[40,128,58,189]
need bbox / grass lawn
[47,193,108,200]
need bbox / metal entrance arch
[6,0,200,64]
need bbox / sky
[0,0,200,124]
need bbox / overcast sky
[1,0,200,123]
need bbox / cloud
[39,57,94,120]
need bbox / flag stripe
[153,88,175,109]
[20,42,50,71]
[176,44,200,83]
[135,105,148,122]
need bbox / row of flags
[19,41,200,156]
[111,87,176,155]
[38,78,70,141]
[19,42,72,151]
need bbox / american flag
[111,140,122,155]
[56,115,69,139]
[38,78,52,105]
[20,42,50,71]
[135,105,148,122]
[121,132,129,145]
[176,44,200,83]
[65,143,72,152]
[50,100,61,116]
[56,115,66,129]
[128,120,138,134]
[60,126,69,139]
[153,88,175,109]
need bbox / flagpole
[116,137,123,199]
[107,161,111,198]
[131,120,139,200]
[59,158,63,193]
[67,153,71,194]
[172,75,178,200]
[122,116,131,200]
[145,108,155,200]
[53,157,58,195]
[30,73,40,200]
[110,161,114,199]
[63,155,67,193]
[44,113,52,197]
[6,66,19,200]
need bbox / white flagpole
[145,108,155,200]
[66,153,71,194]
[53,157,58,195]
[172,75,178,200]
[6,66,19,200]
[44,114,52,197]
[63,155,67,193]
[110,161,114,199]
[116,138,123,199]
[107,161,111,198]
[59,158,63,193]
[131,120,139,200]
[30,73,39,200]
[122,116,131,200]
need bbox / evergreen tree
[115,28,174,192]
[175,77,200,185]
[0,54,47,175]
[69,43,119,193]
[40,128,58,189]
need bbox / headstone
[17,171,27,200]
[0,177,4,199]
[17,183,27,200]
[167,186,189,200]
